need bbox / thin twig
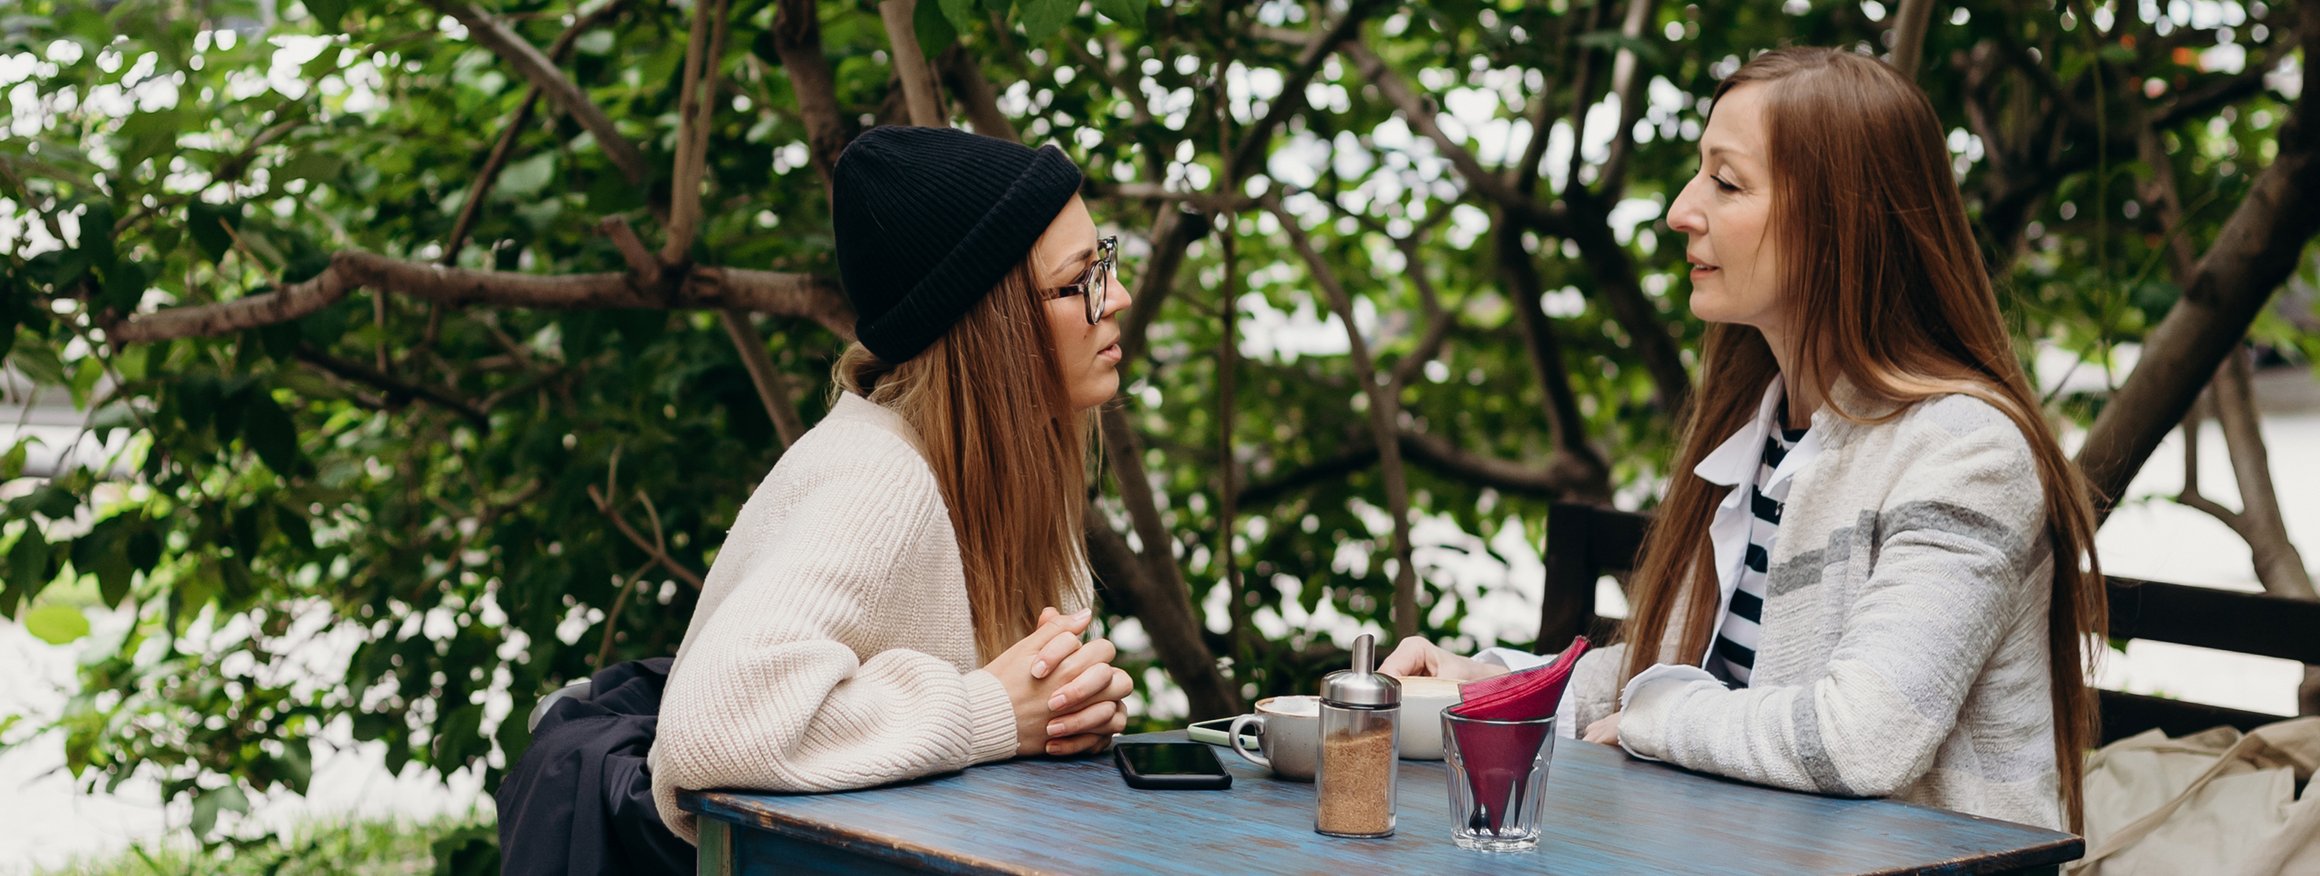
[586,484,708,589]
[718,309,805,448]
[595,561,653,667]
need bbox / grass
[37,814,495,876]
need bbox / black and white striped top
[1710,420,1810,688]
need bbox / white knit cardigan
[1567,385,2068,830]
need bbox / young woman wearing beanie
[650,126,1136,843]
[1381,47,2107,832]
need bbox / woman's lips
[1098,343,1122,362]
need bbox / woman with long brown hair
[649,126,1136,844]
[1383,47,2106,832]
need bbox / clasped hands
[986,607,1134,758]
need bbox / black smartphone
[1114,741,1233,790]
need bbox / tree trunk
[2130,79,2320,717]
[2076,3,2320,514]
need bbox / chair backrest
[1538,501,2318,744]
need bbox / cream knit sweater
[648,392,1092,843]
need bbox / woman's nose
[1665,178,1705,235]
[1103,269,1132,318]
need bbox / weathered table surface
[680,730,2082,875]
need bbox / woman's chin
[1072,372,1121,412]
[1687,290,1730,323]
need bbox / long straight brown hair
[1618,47,2106,831]
[834,261,1094,661]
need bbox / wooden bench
[1538,502,2320,744]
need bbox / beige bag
[2070,717,2320,876]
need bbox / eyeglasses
[1044,235,1118,326]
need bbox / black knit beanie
[832,126,1085,363]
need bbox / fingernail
[1046,743,1062,755]
[1031,660,1047,678]
[1046,721,1063,736]
[1074,608,1092,620]
[1048,693,1067,710]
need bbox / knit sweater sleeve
[648,451,1019,843]
[1617,406,2048,797]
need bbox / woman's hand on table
[988,607,1107,757]
[1583,712,1622,746]
[1031,607,1131,756]
[1377,637,1510,681]
[982,607,1131,757]
[1041,664,1130,756]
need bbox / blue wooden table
[679,731,2082,875]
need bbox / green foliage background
[1,0,2311,854]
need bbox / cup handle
[1228,714,1269,770]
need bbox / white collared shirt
[1479,377,1824,744]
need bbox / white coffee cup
[1390,674,1464,760]
[1227,695,1320,781]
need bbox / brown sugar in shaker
[1315,633,1399,837]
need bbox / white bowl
[1390,675,1464,759]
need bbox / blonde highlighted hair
[835,262,1096,661]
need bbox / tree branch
[1083,510,1240,718]
[105,250,855,343]
[1561,189,1692,414]
[662,0,732,263]
[1597,0,1659,200]
[444,97,541,264]
[1224,0,1384,184]
[1119,2,1383,363]
[1094,181,1255,213]
[2209,352,2314,598]
[1888,0,1939,80]
[1560,0,1617,192]
[586,485,707,589]
[2078,3,2320,516]
[598,215,660,280]
[718,309,806,448]
[1264,193,1423,638]
[443,0,632,264]
[770,0,847,192]
[938,45,1016,141]
[879,0,946,127]
[1496,217,1609,481]
[435,1,650,185]
[1094,404,1241,720]
[1333,41,1567,233]
[1238,427,1602,508]
[293,345,490,430]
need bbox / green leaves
[6,528,53,612]
[492,152,558,203]
[1017,0,1074,43]
[1093,0,1144,25]
[242,389,303,475]
[186,200,244,265]
[938,0,981,33]
[0,0,2301,862]
[914,8,955,57]
[303,0,350,33]
[23,603,90,645]
[190,784,251,838]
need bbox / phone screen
[1117,742,1228,777]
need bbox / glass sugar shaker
[1315,633,1400,837]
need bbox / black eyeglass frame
[1044,235,1118,325]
